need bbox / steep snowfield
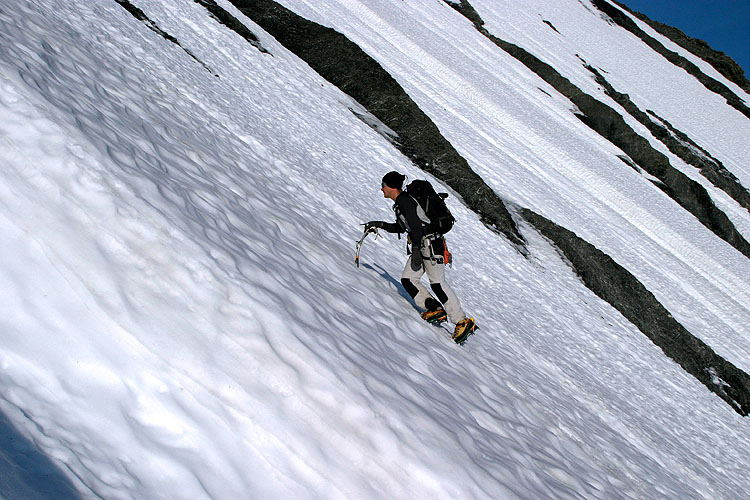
[0,0,748,499]
[279,0,750,368]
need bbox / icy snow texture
[0,0,748,499]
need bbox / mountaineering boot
[452,318,477,344]
[421,297,447,324]
[421,308,447,324]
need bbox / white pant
[401,238,466,324]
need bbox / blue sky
[621,0,749,78]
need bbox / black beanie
[382,171,406,189]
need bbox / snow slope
[0,0,748,498]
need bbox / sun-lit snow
[1,0,749,499]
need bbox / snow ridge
[0,0,749,499]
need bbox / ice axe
[355,225,379,267]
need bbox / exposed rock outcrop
[591,0,750,119]
[229,0,525,247]
[446,0,750,260]
[194,0,269,54]
[447,0,750,415]
[613,1,750,94]
[113,0,216,75]
[585,64,750,213]
[523,208,750,416]
[221,0,750,415]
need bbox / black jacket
[381,192,425,245]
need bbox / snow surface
[0,0,749,498]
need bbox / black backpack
[406,179,455,234]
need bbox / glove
[410,250,423,272]
[364,221,385,232]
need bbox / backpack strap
[393,193,430,231]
